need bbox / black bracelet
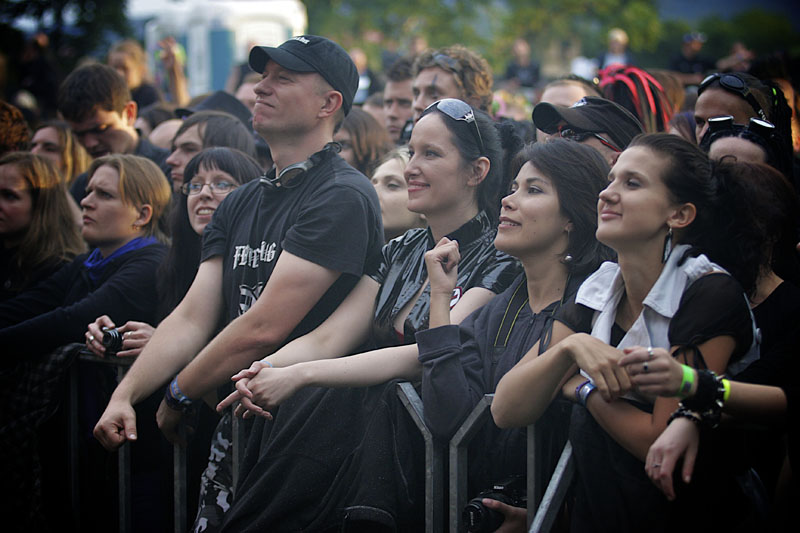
[680,370,725,428]
[667,406,702,426]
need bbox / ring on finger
[87,334,95,343]
[647,346,654,359]
[652,463,661,468]
[643,362,649,373]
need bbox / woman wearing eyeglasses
[492,134,764,532]
[216,99,519,532]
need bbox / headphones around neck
[260,142,341,190]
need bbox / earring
[563,254,574,263]
[662,227,673,263]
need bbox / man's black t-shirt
[201,149,383,340]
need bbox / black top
[416,271,586,495]
[366,210,519,346]
[201,149,383,340]
[557,273,754,366]
[0,243,166,361]
[0,246,67,302]
[557,272,757,533]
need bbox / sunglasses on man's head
[557,126,621,153]
[425,98,486,155]
[699,73,769,122]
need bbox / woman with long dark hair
[493,134,760,532]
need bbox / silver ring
[643,362,649,373]
[652,463,660,468]
[87,334,95,343]
[647,346,654,358]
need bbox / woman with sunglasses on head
[416,139,613,529]
[492,134,763,533]
[216,99,520,532]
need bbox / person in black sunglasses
[694,72,784,141]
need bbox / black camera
[462,476,526,533]
[101,327,124,355]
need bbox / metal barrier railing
[396,381,446,533]
[66,361,572,532]
[68,351,190,533]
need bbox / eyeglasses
[699,73,768,122]
[425,98,486,155]
[557,126,621,152]
[181,180,238,196]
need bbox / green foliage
[0,0,130,71]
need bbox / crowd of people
[0,25,798,533]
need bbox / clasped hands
[216,361,303,420]
[560,334,681,402]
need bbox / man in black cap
[95,35,383,530]
[533,96,644,165]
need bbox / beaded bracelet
[668,405,702,425]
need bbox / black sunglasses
[699,73,768,122]
[424,98,486,155]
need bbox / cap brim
[249,46,316,74]
[532,102,605,133]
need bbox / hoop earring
[662,227,673,263]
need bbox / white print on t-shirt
[233,241,277,270]
[239,282,265,315]
[450,287,462,309]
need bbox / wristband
[164,376,194,412]
[681,370,726,428]
[668,406,702,425]
[263,360,274,368]
[721,378,731,403]
[678,365,695,398]
[576,380,597,407]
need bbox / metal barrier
[396,381,445,533]
[68,351,190,533]
[528,442,574,533]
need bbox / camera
[462,476,526,533]
[101,327,124,355]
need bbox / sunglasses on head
[425,98,486,155]
[432,53,462,74]
[557,126,621,153]
[699,73,769,122]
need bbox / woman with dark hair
[30,120,92,185]
[216,99,520,532]
[0,152,85,300]
[334,106,393,176]
[416,139,613,527]
[699,115,793,180]
[493,134,760,532]
[622,162,800,514]
[166,110,258,193]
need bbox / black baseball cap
[249,35,359,115]
[175,90,253,131]
[533,96,644,150]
